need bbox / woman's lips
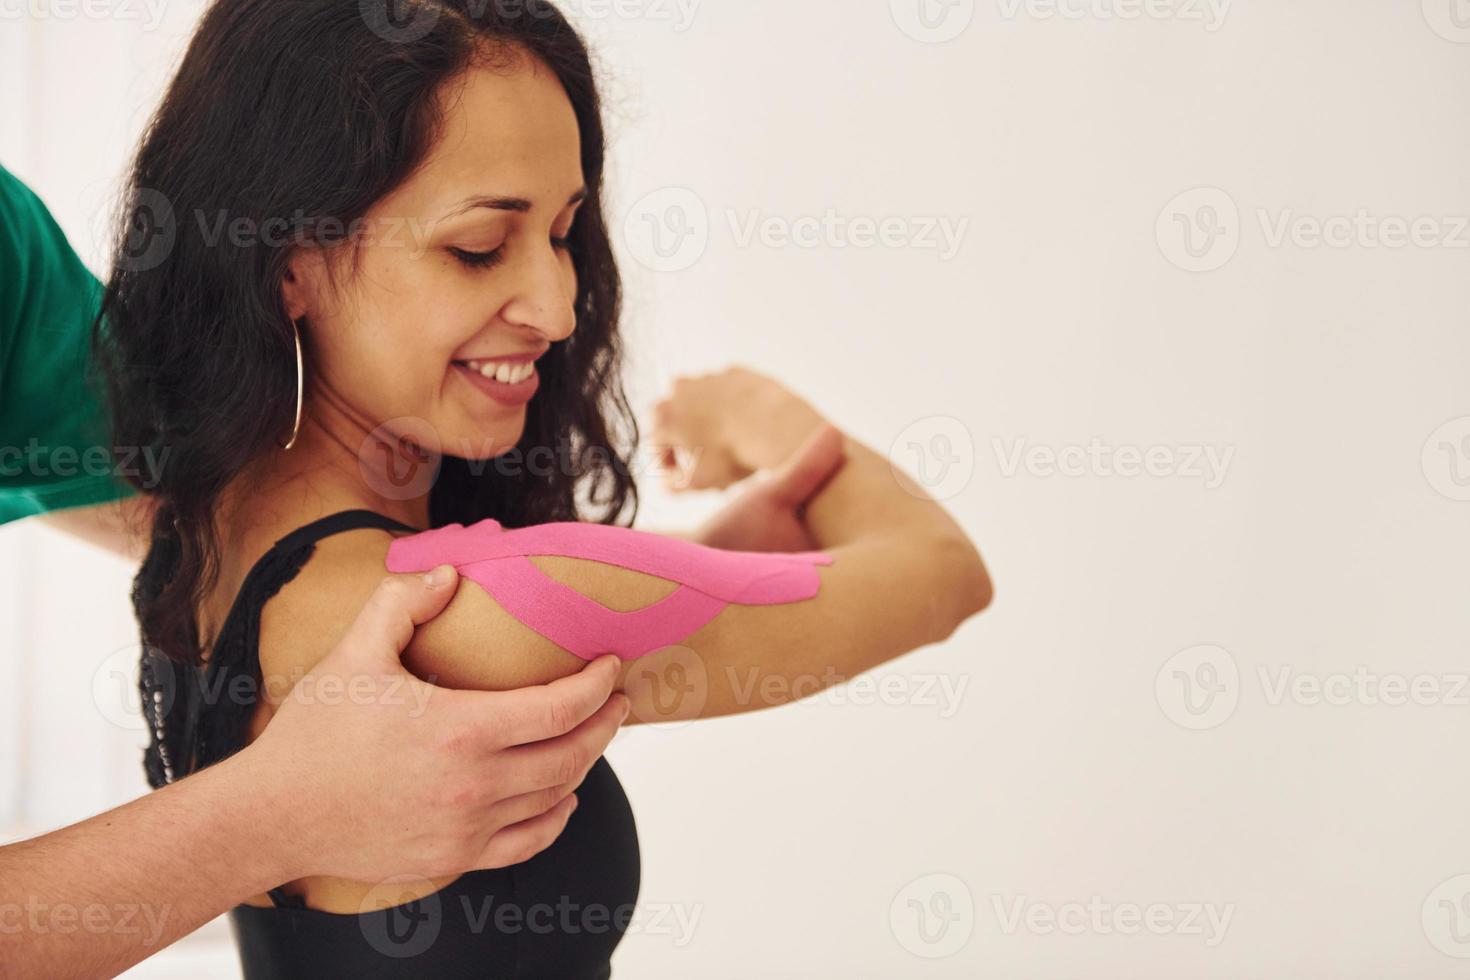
[454,361,540,407]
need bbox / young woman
[97,0,992,975]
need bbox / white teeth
[467,360,534,384]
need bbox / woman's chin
[440,418,527,461]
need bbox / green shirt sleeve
[0,162,133,526]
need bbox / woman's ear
[280,249,325,322]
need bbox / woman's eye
[449,246,505,269]
[551,234,572,251]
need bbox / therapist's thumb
[333,566,460,671]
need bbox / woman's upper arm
[403,572,584,691]
[400,532,961,722]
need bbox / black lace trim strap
[267,510,421,555]
[189,510,421,771]
[152,510,420,909]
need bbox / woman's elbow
[931,533,993,641]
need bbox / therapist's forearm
[37,495,155,561]
[0,748,295,979]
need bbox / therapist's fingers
[453,655,624,749]
[494,692,631,794]
[473,793,581,870]
[482,778,587,836]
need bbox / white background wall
[4,0,1470,976]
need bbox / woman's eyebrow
[442,187,588,219]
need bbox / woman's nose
[502,246,577,342]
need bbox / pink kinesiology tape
[385,519,834,660]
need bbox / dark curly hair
[94,0,639,779]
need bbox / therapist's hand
[243,566,630,883]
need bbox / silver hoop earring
[280,320,304,451]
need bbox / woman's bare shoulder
[254,525,611,696]
[252,527,403,705]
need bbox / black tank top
[135,510,641,979]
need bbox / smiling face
[282,47,585,463]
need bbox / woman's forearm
[635,386,993,717]
[0,750,293,978]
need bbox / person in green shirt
[0,163,134,525]
[0,163,629,976]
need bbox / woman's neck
[222,394,435,544]
[199,394,437,646]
